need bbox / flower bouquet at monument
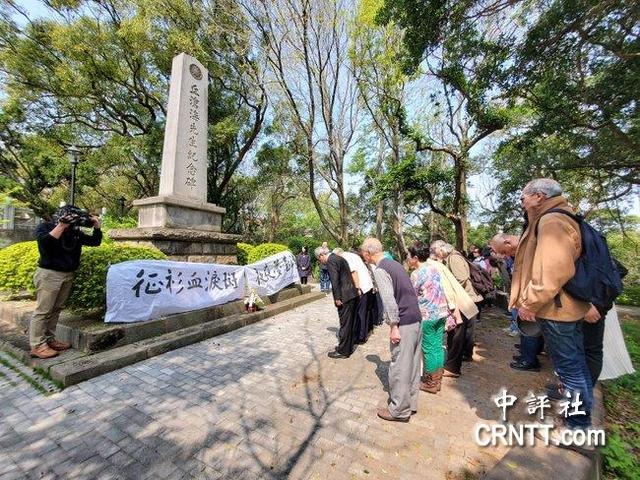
[244,288,264,313]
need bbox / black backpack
[535,209,625,310]
[452,251,494,296]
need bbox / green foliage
[236,243,254,266]
[618,287,640,308]
[467,224,495,250]
[607,232,640,287]
[100,215,138,244]
[602,318,640,479]
[511,0,639,187]
[0,0,265,217]
[0,240,165,310]
[247,243,290,264]
[0,241,40,292]
[68,244,166,310]
[602,428,639,479]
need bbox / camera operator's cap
[517,317,543,337]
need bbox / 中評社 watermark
[473,388,605,448]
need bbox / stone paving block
[49,345,148,386]
[0,296,607,480]
[0,470,24,480]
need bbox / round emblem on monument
[189,64,203,80]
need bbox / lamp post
[118,196,126,217]
[67,148,81,206]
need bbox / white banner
[245,251,300,295]
[105,260,245,323]
[104,251,301,323]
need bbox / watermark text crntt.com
[474,423,606,447]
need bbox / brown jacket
[446,251,483,303]
[509,196,590,321]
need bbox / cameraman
[29,207,102,359]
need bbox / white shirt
[341,252,374,294]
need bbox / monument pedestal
[108,227,241,264]
[133,195,225,231]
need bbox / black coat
[326,253,358,304]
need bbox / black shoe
[509,360,540,372]
[328,351,349,359]
[514,343,521,350]
[546,382,565,400]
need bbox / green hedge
[0,241,41,292]
[68,244,166,310]
[236,243,254,266]
[0,241,166,310]
[247,243,290,264]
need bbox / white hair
[361,237,383,254]
[332,247,344,255]
[523,178,562,198]
[314,246,330,258]
[430,240,454,258]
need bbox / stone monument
[110,53,241,263]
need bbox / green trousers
[422,317,446,373]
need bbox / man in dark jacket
[315,246,358,358]
[29,208,102,359]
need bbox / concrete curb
[34,291,325,387]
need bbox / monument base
[108,227,241,264]
[133,195,226,232]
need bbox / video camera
[55,205,95,228]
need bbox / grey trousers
[29,267,74,347]
[388,321,423,418]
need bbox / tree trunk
[376,202,384,238]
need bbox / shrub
[247,243,290,264]
[68,244,166,310]
[618,285,640,307]
[0,240,166,310]
[100,215,139,245]
[236,242,254,266]
[0,241,40,292]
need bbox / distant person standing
[319,241,331,292]
[296,247,311,285]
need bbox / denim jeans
[538,318,593,430]
[319,269,331,291]
[510,309,518,332]
[520,334,544,366]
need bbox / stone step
[1,285,313,353]
[34,290,325,387]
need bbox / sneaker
[508,330,520,337]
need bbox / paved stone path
[1,295,554,480]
